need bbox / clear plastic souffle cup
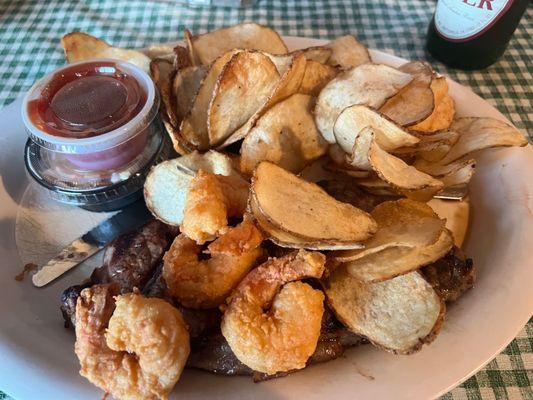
[21,58,171,212]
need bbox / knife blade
[32,200,154,287]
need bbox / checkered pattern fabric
[0,1,530,399]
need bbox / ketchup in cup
[22,59,169,211]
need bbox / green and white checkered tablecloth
[0,1,531,399]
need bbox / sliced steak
[422,246,476,302]
[60,219,178,328]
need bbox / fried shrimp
[221,250,326,375]
[182,170,249,244]
[163,219,264,309]
[75,285,190,400]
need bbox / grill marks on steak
[422,246,476,302]
[60,220,177,328]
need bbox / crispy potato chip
[324,267,444,354]
[218,53,307,149]
[326,35,371,69]
[334,199,446,263]
[173,45,192,69]
[355,176,398,196]
[144,151,241,225]
[291,46,332,63]
[186,23,288,65]
[379,61,435,126]
[240,94,328,174]
[173,65,207,124]
[315,64,413,143]
[250,195,364,250]
[61,32,151,73]
[414,158,476,177]
[251,162,377,243]
[354,129,443,200]
[299,60,338,96]
[438,117,527,164]
[150,59,191,155]
[410,77,455,133]
[343,229,454,282]
[144,44,176,61]
[208,51,280,146]
[180,50,240,150]
[334,105,420,154]
[428,198,470,247]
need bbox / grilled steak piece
[422,246,475,302]
[60,220,178,328]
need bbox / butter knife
[32,200,154,287]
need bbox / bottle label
[435,0,513,42]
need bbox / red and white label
[435,0,513,41]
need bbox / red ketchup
[25,61,152,170]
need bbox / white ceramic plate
[0,37,531,400]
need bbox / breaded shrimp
[163,219,264,309]
[221,250,326,375]
[75,285,190,400]
[181,170,249,244]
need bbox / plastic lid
[21,59,158,155]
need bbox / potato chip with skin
[217,53,307,149]
[409,77,455,133]
[355,129,443,200]
[240,94,328,174]
[379,61,435,127]
[61,32,151,73]
[250,195,364,251]
[251,162,378,243]
[344,229,454,282]
[438,117,527,165]
[326,35,371,69]
[208,51,280,147]
[334,105,420,154]
[144,151,242,226]
[186,23,288,65]
[315,64,413,143]
[173,65,207,124]
[324,267,444,354]
[299,60,338,96]
[291,46,332,63]
[333,199,446,264]
[180,50,240,150]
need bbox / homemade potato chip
[150,59,191,155]
[414,158,476,187]
[428,198,470,247]
[144,151,241,226]
[251,162,377,243]
[218,53,306,148]
[334,105,419,154]
[61,32,151,73]
[250,194,364,250]
[299,60,338,96]
[326,35,371,69]
[315,64,413,143]
[438,117,527,164]
[180,50,240,150]
[186,23,288,65]
[173,65,207,123]
[379,61,435,126]
[351,129,443,200]
[409,77,455,133]
[292,46,332,63]
[334,199,445,263]
[343,229,454,282]
[324,267,444,354]
[208,51,280,146]
[240,94,328,174]
[144,44,176,61]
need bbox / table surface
[0,1,531,399]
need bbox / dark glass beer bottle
[426,0,529,70]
